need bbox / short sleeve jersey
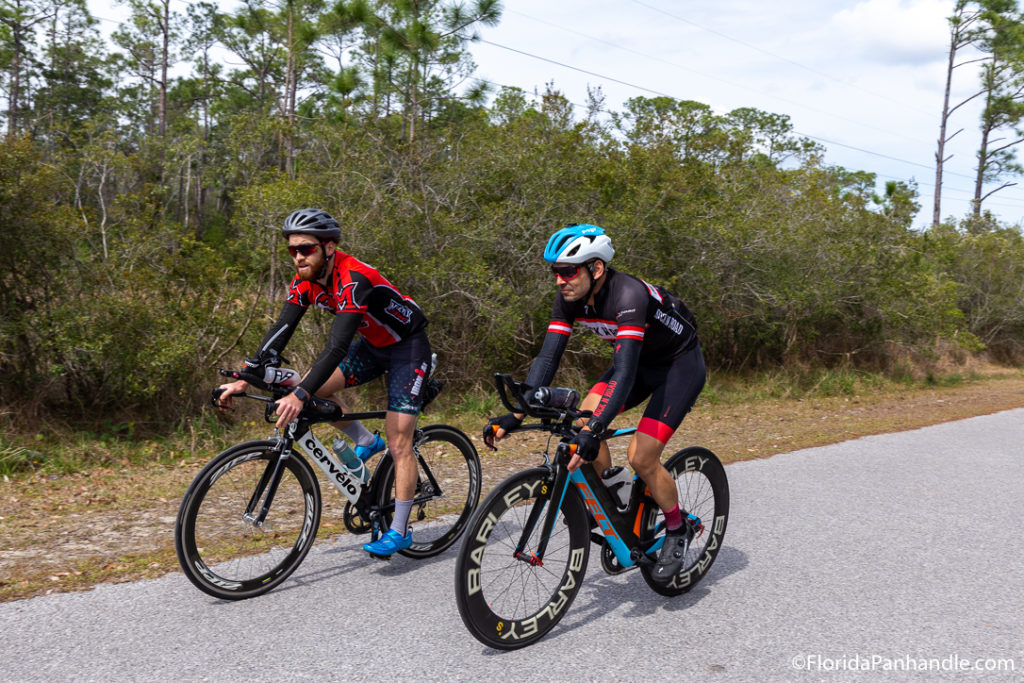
[547,268,697,360]
[285,251,427,347]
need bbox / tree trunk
[934,37,958,228]
[159,0,169,137]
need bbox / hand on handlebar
[482,413,523,450]
[567,429,600,472]
[274,391,305,428]
[214,379,249,410]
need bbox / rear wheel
[378,425,481,558]
[174,441,321,600]
[454,467,590,650]
[639,446,729,596]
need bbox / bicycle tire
[174,440,321,600]
[454,467,591,650]
[639,446,729,596]
[377,424,481,558]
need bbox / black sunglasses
[287,242,328,258]
[550,264,582,279]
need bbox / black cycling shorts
[338,330,432,415]
[589,342,706,444]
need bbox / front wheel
[378,425,481,558]
[454,467,591,650]
[174,441,321,600]
[639,446,729,596]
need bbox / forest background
[2,0,1024,458]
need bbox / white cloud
[827,0,951,63]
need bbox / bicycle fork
[244,437,293,528]
[512,463,572,567]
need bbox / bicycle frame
[218,385,390,524]
[526,429,665,572]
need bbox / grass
[0,365,1012,477]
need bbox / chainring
[343,502,372,534]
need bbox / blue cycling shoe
[363,528,412,558]
[354,433,387,462]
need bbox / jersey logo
[384,299,414,325]
[313,291,334,311]
[578,318,617,340]
[654,308,685,335]
[336,282,360,312]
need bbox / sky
[86,0,1024,229]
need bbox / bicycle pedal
[590,532,605,546]
[366,550,392,561]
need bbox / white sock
[341,422,376,447]
[391,499,413,535]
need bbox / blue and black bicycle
[454,374,729,649]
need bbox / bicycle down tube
[528,445,658,571]
[291,426,364,503]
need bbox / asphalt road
[2,409,1022,682]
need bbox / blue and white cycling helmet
[543,224,615,264]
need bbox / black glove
[482,413,523,450]
[569,429,601,462]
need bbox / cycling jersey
[257,251,427,396]
[525,268,700,441]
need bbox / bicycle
[454,374,729,649]
[174,365,481,601]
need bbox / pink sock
[663,504,683,531]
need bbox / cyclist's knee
[628,437,668,474]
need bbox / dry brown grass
[2,371,1022,602]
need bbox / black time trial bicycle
[454,374,729,649]
[174,366,481,600]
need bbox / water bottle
[332,438,370,483]
[532,386,580,410]
[601,466,633,509]
[262,367,301,387]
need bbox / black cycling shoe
[651,523,694,584]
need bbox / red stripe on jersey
[548,321,573,336]
[638,417,675,444]
[616,325,645,340]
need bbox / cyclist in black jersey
[483,223,706,583]
[216,209,433,557]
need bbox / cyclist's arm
[587,336,642,429]
[587,281,649,430]
[256,301,306,358]
[296,311,361,395]
[525,294,575,391]
[217,302,306,408]
[524,323,571,391]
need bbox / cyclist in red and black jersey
[216,209,432,557]
[484,223,706,584]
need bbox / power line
[628,0,935,118]
[477,38,956,179]
[504,8,936,150]
[472,37,1024,216]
